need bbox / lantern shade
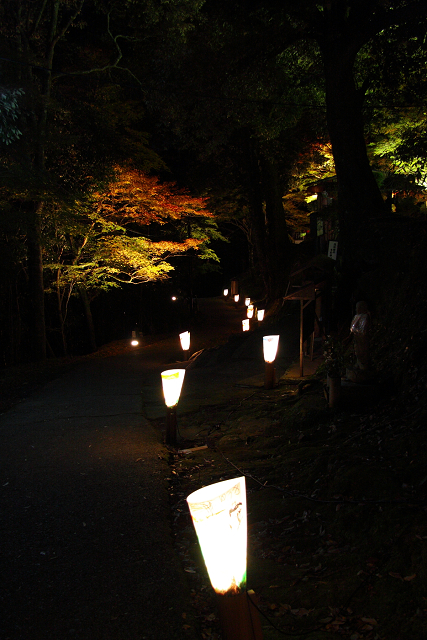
[242,319,250,331]
[234,294,240,303]
[244,297,251,306]
[257,309,265,322]
[161,369,185,407]
[247,304,254,319]
[179,331,190,351]
[223,289,229,296]
[187,477,247,594]
[263,335,279,363]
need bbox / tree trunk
[319,19,386,266]
[78,286,97,353]
[247,148,270,296]
[259,155,293,299]
[26,204,46,361]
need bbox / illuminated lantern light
[234,294,240,303]
[187,478,263,639]
[187,477,247,594]
[242,319,250,331]
[161,369,186,445]
[257,309,265,322]
[263,335,279,389]
[247,304,254,319]
[223,288,229,296]
[263,335,279,363]
[244,297,251,307]
[171,296,177,301]
[179,331,191,361]
[131,330,139,347]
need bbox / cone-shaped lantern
[187,477,247,594]
[161,369,186,445]
[263,335,279,363]
[179,331,190,360]
[263,335,279,389]
[242,319,250,331]
[187,478,263,640]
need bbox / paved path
[0,296,306,640]
[0,346,199,640]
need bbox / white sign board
[328,241,338,260]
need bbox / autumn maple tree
[42,166,218,354]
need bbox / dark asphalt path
[0,337,198,639]
[0,296,299,640]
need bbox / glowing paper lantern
[247,304,254,319]
[223,289,229,296]
[171,296,177,301]
[257,309,265,322]
[242,319,250,331]
[161,369,186,446]
[263,335,279,363]
[161,369,185,408]
[263,335,279,390]
[234,294,240,303]
[187,477,247,595]
[244,297,251,307]
[131,330,139,346]
[179,331,190,351]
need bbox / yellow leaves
[96,235,204,284]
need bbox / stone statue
[347,300,371,381]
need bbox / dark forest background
[1,0,427,369]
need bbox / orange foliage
[93,166,214,225]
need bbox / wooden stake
[166,406,177,446]
[264,362,275,389]
[216,591,263,640]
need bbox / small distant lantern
[161,369,186,446]
[244,297,251,307]
[257,309,265,322]
[242,319,250,331]
[247,304,254,319]
[179,330,191,360]
[263,335,279,389]
[131,330,139,347]
[187,477,263,640]
[171,296,177,301]
[223,288,229,296]
[234,294,240,303]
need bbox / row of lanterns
[242,298,265,331]
[158,316,275,638]
[160,331,279,445]
[162,328,274,638]
[224,289,266,330]
[161,370,263,636]
[131,293,275,638]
